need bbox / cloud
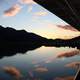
[3,66,22,79]
[54,76,74,80]
[57,50,80,58]
[65,62,80,69]
[34,67,48,72]
[19,0,36,4]
[57,25,79,32]
[34,11,48,16]
[4,4,21,17]
[3,0,36,17]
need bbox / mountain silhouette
[0,25,80,59]
[0,25,47,45]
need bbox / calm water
[0,46,80,80]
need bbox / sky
[0,0,80,39]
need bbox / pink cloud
[65,61,80,69]
[3,66,22,79]
[45,57,56,64]
[19,0,35,4]
[34,64,40,67]
[34,67,48,72]
[57,50,80,58]
[4,4,21,17]
[32,60,38,64]
[57,25,79,32]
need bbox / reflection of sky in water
[0,46,80,80]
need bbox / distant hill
[0,25,48,46]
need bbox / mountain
[0,25,48,46]
[0,25,80,49]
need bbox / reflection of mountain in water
[0,45,41,59]
[0,25,80,59]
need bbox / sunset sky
[0,0,80,39]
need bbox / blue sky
[0,0,67,29]
[0,0,80,39]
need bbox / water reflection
[0,45,41,59]
[34,67,48,73]
[0,46,80,80]
[65,62,80,69]
[57,50,80,58]
[54,76,74,80]
[3,66,22,80]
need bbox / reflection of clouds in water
[32,56,57,64]
[3,66,22,79]
[57,49,80,58]
[32,60,38,64]
[27,78,43,80]
[34,64,41,68]
[28,71,34,78]
[1,47,79,80]
[32,49,80,64]
[45,60,53,64]
[45,56,57,64]
[54,76,74,80]
[34,67,48,73]
[65,62,80,69]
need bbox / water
[0,46,80,80]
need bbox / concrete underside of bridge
[34,0,80,30]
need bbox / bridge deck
[34,0,80,30]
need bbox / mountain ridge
[0,25,80,49]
